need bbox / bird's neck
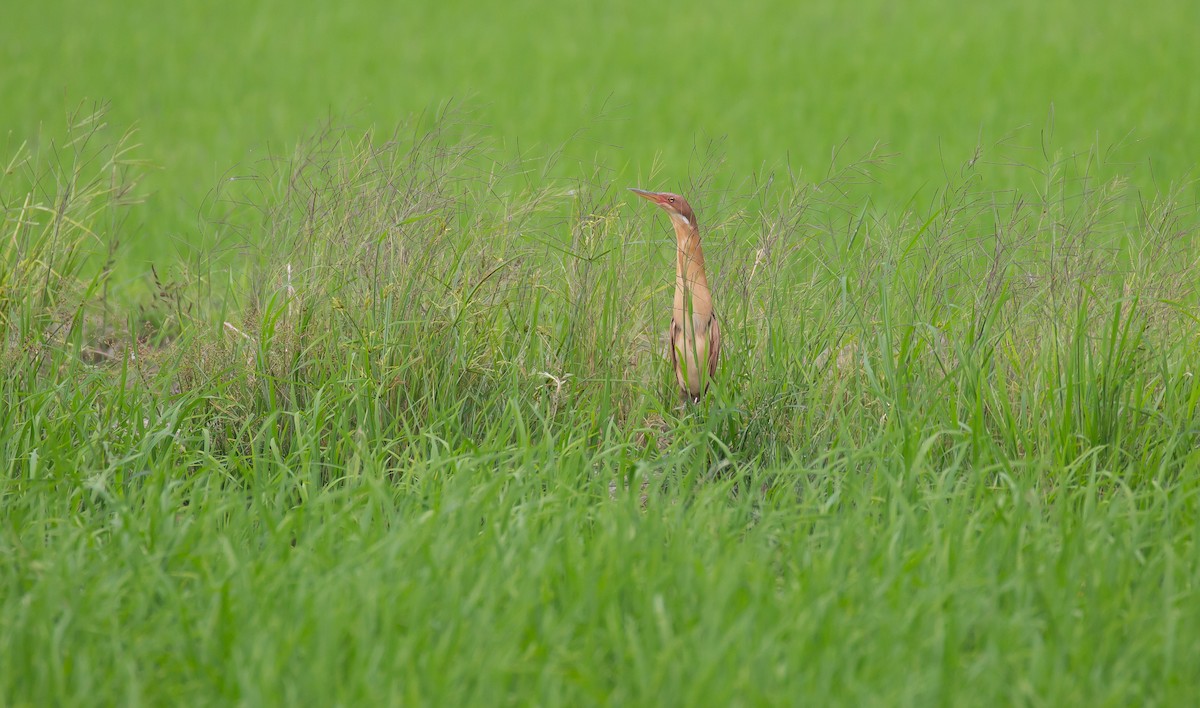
[672,220,712,327]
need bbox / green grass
[4,1,1200,705]
[4,0,1199,272]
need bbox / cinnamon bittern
[629,188,722,403]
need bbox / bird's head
[628,188,697,230]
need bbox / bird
[629,188,721,403]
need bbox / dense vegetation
[3,0,1199,704]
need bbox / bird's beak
[628,187,666,205]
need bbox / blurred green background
[3,0,1198,268]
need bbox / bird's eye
[668,197,675,204]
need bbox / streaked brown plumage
[629,188,721,402]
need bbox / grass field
[4,0,1200,704]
